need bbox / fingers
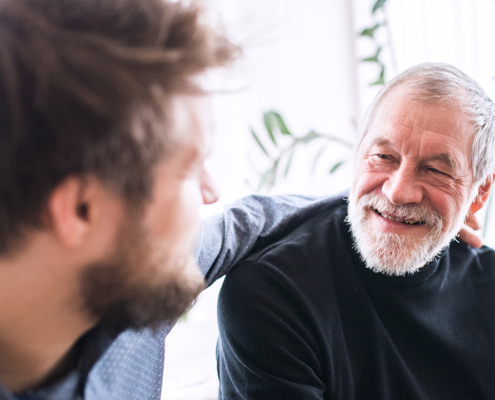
[465,213,481,231]
[458,224,483,248]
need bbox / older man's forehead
[372,91,475,137]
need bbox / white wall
[201,0,361,212]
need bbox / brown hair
[0,0,238,254]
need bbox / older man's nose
[382,167,424,205]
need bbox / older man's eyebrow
[428,153,458,172]
[368,137,392,149]
[367,136,460,168]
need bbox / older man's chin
[346,197,467,277]
[350,228,449,276]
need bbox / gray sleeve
[194,194,338,286]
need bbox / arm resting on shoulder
[194,194,338,286]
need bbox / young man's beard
[346,192,468,276]
[79,216,205,336]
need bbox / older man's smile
[372,207,426,225]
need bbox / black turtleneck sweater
[217,195,495,400]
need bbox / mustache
[356,193,443,227]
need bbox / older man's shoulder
[242,192,350,264]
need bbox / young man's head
[0,0,237,336]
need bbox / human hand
[458,214,483,248]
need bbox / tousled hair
[355,62,495,186]
[0,0,238,254]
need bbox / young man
[0,0,236,398]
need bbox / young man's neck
[0,334,80,393]
[0,238,96,392]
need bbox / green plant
[359,0,397,86]
[249,2,393,193]
[250,111,353,192]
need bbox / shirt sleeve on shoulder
[195,194,337,286]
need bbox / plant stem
[383,6,398,75]
[317,134,354,148]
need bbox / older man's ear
[458,173,495,248]
[469,174,495,216]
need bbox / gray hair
[355,62,495,186]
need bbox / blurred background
[162,0,495,398]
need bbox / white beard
[346,192,470,276]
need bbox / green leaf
[370,65,385,86]
[372,0,387,14]
[251,127,270,157]
[300,130,320,144]
[258,159,280,192]
[271,111,292,135]
[362,46,382,63]
[330,161,345,174]
[263,112,277,145]
[257,168,272,192]
[271,158,280,187]
[311,145,327,173]
[284,147,296,177]
[360,23,381,38]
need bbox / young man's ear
[469,173,495,215]
[46,177,90,248]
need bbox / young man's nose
[201,168,219,205]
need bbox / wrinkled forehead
[362,88,477,149]
[355,90,478,186]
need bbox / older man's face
[348,91,476,275]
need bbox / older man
[217,63,495,400]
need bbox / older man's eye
[427,167,450,177]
